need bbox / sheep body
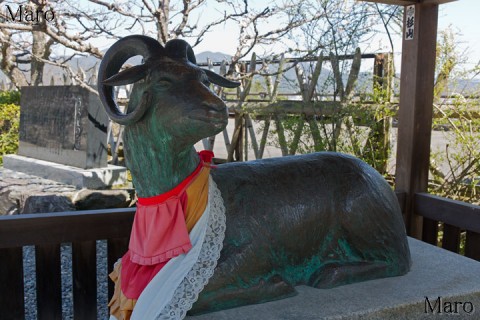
[98,35,411,316]
[191,152,410,313]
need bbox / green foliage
[427,28,480,252]
[0,91,20,165]
[428,29,480,206]
[434,29,460,100]
[429,96,480,205]
[261,89,394,176]
[0,90,20,105]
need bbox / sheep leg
[188,274,296,315]
[307,261,390,289]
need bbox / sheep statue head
[98,35,239,196]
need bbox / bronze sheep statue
[98,35,411,319]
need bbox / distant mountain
[0,51,228,85]
[196,51,232,64]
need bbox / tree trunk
[31,31,50,86]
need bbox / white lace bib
[127,176,226,320]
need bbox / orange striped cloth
[109,151,214,320]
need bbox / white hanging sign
[405,5,415,40]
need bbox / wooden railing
[415,193,480,261]
[0,208,135,320]
[0,192,479,319]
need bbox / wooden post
[395,3,439,239]
[366,53,394,174]
[373,53,394,102]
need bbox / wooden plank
[395,191,406,213]
[288,118,305,155]
[236,100,344,117]
[227,101,480,121]
[0,208,135,248]
[358,0,416,5]
[465,231,480,261]
[414,193,480,233]
[245,115,260,159]
[421,0,457,4]
[197,52,377,68]
[36,244,62,320]
[274,114,288,156]
[359,0,456,5]
[394,3,439,238]
[208,135,216,151]
[107,237,129,300]
[227,114,244,162]
[374,53,394,102]
[442,224,461,253]
[258,117,271,159]
[422,217,438,245]
[222,128,231,151]
[0,247,25,320]
[244,115,249,161]
[72,241,97,320]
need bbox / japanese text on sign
[405,5,415,40]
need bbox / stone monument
[19,85,108,168]
[3,85,127,189]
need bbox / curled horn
[165,39,197,64]
[204,69,240,88]
[165,39,240,88]
[98,35,165,125]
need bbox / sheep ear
[204,69,240,88]
[103,64,149,86]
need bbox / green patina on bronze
[98,35,412,315]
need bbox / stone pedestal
[188,238,480,320]
[3,155,127,189]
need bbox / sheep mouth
[188,110,228,124]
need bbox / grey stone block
[3,155,127,189]
[187,238,480,319]
[18,85,109,169]
[21,194,75,214]
[72,189,134,210]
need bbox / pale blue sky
[73,0,480,70]
[438,0,480,67]
[194,0,480,69]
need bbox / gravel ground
[23,240,110,320]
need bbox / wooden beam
[36,244,62,320]
[395,3,439,239]
[0,208,135,248]
[357,0,456,5]
[0,248,25,320]
[414,193,480,234]
[422,0,457,4]
[72,241,98,320]
[357,0,416,5]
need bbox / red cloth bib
[120,151,213,299]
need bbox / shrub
[0,90,20,105]
[0,91,20,165]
